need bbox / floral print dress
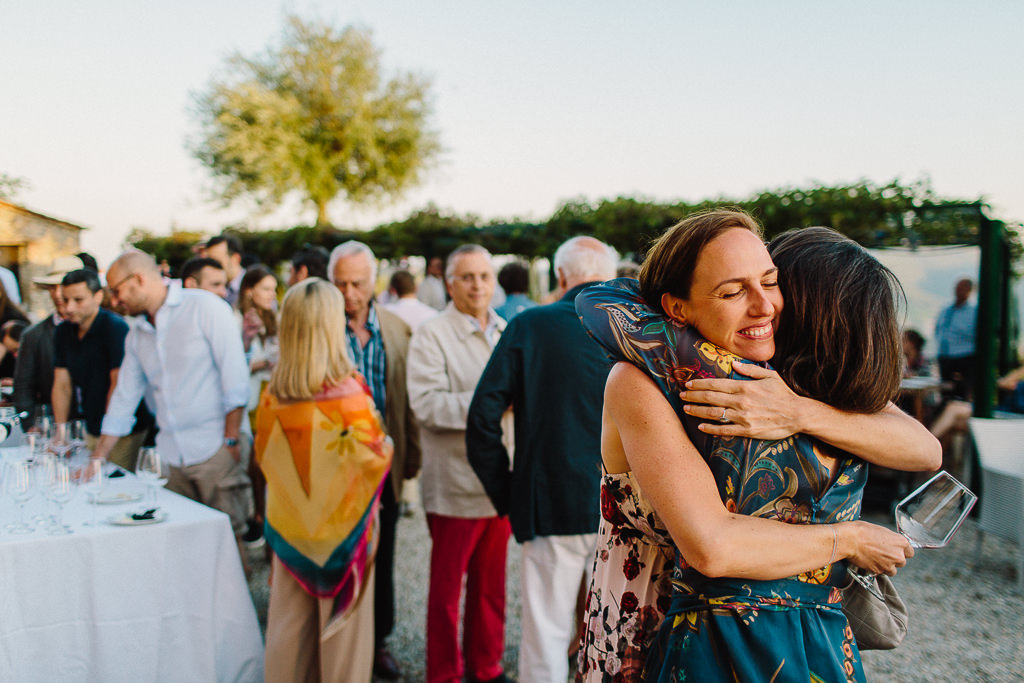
[577,470,674,683]
[576,279,870,683]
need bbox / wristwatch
[224,437,239,447]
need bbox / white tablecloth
[0,475,264,682]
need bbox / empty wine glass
[136,447,163,508]
[50,423,73,459]
[31,454,58,527]
[849,470,977,598]
[46,461,75,535]
[32,405,53,437]
[5,460,35,534]
[79,458,105,527]
[69,419,88,452]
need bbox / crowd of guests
[26,210,1024,682]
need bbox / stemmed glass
[69,420,88,456]
[50,423,74,459]
[79,458,105,527]
[849,470,977,598]
[5,460,35,534]
[46,461,75,535]
[136,447,163,508]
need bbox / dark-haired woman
[0,279,28,381]
[576,212,940,682]
[237,265,280,412]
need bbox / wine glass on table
[46,461,75,535]
[79,458,105,527]
[5,460,35,534]
[136,447,163,509]
[69,419,88,457]
[849,470,977,599]
[50,423,74,459]
[29,454,58,527]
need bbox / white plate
[107,510,167,526]
[90,490,143,505]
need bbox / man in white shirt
[384,269,438,332]
[417,256,447,311]
[90,251,252,538]
[203,235,244,306]
[407,245,514,683]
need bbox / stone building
[0,200,84,318]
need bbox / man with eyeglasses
[407,244,514,683]
[91,251,252,547]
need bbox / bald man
[91,251,252,540]
[467,236,619,683]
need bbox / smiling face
[446,251,495,320]
[249,274,278,311]
[665,228,782,362]
[195,266,228,300]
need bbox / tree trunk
[316,200,329,227]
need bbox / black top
[0,303,29,379]
[54,309,128,436]
[466,283,612,543]
[13,316,59,426]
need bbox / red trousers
[425,513,511,683]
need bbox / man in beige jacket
[329,241,420,680]
[407,244,514,683]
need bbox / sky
[3,1,1023,268]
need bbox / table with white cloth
[0,469,264,682]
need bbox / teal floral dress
[576,279,868,683]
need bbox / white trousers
[518,533,598,683]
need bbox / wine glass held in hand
[895,471,978,549]
[849,470,976,598]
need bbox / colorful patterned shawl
[254,373,393,620]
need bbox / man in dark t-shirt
[52,269,149,470]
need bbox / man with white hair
[329,240,420,680]
[407,244,514,683]
[466,236,618,683]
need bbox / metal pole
[973,217,1004,418]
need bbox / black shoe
[242,518,265,549]
[373,647,402,680]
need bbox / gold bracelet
[827,524,838,566]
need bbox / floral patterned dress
[577,470,674,683]
[576,279,869,683]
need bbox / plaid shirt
[346,303,387,417]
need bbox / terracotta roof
[0,200,86,231]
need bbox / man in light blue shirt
[91,251,252,537]
[935,277,977,401]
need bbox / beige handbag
[842,574,909,650]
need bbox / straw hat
[32,255,85,286]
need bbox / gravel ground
[247,507,1023,682]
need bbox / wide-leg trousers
[425,513,511,683]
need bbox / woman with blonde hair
[254,277,393,682]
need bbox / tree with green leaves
[190,15,440,226]
[0,173,28,201]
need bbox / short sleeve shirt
[54,309,128,436]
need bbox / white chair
[968,417,1024,590]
